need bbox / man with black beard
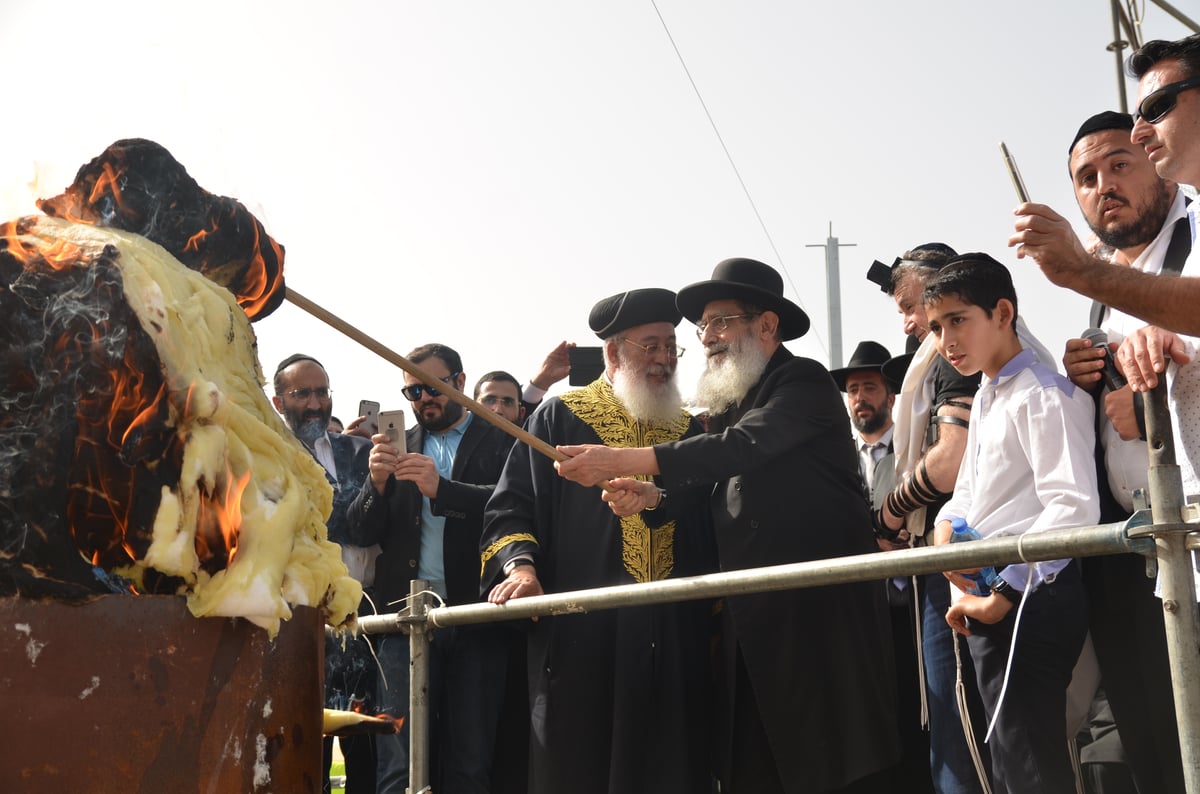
[1024,111,1188,794]
[556,260,900,794]
[482,289,718,794]
[347,343,514,794]
[272,354,377,794]
[830,341,897,507]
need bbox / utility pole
[806,222,854,370]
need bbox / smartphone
[379,409,406,452]
[357,400,380,436]
[567,346,605,386]
[999,141,1030,203]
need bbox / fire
[37,139,287,321]
[1,140,360,636]
[196,466,252,570]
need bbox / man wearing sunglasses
[272,354,378,794]
[1010,34,1200,345]
[347,343,515,794]
[480,288,718,794]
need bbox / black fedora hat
[589,288,681,339]
[676,258,810,341]
[881,334,921,389]
[829,341,893,392]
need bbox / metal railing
[356,382,1200,793]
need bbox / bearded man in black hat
[555,259,901,794]
[831,341,897,509]
[481,288,718,794]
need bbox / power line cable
[650,1,829,357]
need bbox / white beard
[694,336,770,414]
[612,359,684,425]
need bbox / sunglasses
[401,372,460,401]
[1135,77,1200,124]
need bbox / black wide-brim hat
[589,287,682,339]
[829,340,893,392]
[676,258,810,341]
[881,334,921,389]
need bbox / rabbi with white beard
[481,288,719,794]
[556,259,901,794]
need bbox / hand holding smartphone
[379,409,406,452]
[357,400,380,436]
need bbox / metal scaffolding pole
[358,523,1144,635]
[1140,382,1200,792]
[407,581,433,794]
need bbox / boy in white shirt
[925,253,1099,794]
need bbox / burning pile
[0,139,358,635]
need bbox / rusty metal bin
[0,595,322,792]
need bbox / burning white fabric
[3,216,359,636]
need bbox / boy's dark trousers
[966,561,1088,794]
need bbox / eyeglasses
[1135,77,1200,124]
[480,395,518,408]
[285,387,332,401]
[621,338,685,358]
[694,313,760,338]
[401,373,460,401]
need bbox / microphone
[1082,328,1127,392]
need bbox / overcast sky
[1,1,1195,421]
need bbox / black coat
[654,346,901,793]
[324,432,373,545]
[480,384,717,794]
[346,414,513,610]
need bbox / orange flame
[197,466,252,568]
[85,162,128,219]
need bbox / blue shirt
[417,412,473,595]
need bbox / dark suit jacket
[653,345,900,793]
[347,414,513,610]
[324,432,373,545]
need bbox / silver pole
[358,523,1141,633]
[1110,0,1129,112]
[1147,0,1200,33]
[408,580,433,794]
[1143,382,1200,792]
[805,223,854,370]
[826,225,844,370]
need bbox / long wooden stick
[285,287,571,467]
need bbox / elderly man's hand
[488,564,544,615]
[555,444,623,486]
[1117,326,1191,391]
[601,478,660,517]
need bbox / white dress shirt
[936,350,1099,592]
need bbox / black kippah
[1069,111,1134,155]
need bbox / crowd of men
[271,32,1200,794]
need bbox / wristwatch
[503,558,532,576]
[644,487,667,511]
[990,578,1021,604]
